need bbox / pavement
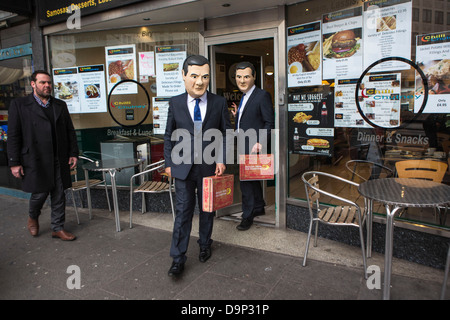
[0,193,448,304]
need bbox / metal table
[83,158,141,232]
[358,178,450,299]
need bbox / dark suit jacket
[164,91,231,180]
[7,94,79,193]
[237,87,274,154]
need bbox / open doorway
[209,37,276,226]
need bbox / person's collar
[243,85,256,96]
[188,92,207,103]
[33,93,51,107]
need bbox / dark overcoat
[7,94,79,193]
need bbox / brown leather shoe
[51,230,76,241]
[27,217,39,237]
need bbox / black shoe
[199,247,211,262]
[168,261,184,276]
[236,218,253,231]
[253,208,265,217]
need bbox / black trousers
[28,160,66,232]
[240,180,265,220]
[170,164,215,264]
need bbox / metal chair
[345,160,393,182]
[395,160,448,224]
[129,159,175,228]
[302,171,368,279]
[441,243,450,300]
[69,155,111,222]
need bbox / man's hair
[182,55,210,75]
[31,70,51,82]
[235,61,256,77]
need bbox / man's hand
[69,157,78,169]
[231,102,237,117]
[11,165,24,179]
[165,167,171,178]
[251,142,262,154]
[215,163,226,176]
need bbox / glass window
[287,0,450,230]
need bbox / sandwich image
[307,138,329,148]
[323,30,360,59]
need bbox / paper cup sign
[107,79,150,128]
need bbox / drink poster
[415,31,450,113]
[288,87,334,157]
[363,0,412,72]
[105,44,137,94]
[322,7,363,79]
[287,21,322,87]
[334,78,370,127]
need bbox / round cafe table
[358,178,450,300]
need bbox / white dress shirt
[236,85,255,130]
[187,93,207,122]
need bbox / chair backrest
[304,173,320,207]
[345,160,393,182]
[395,160,448,182]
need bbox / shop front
[2,0,449,265]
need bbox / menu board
[155,45,186,97]
[359,73,401,127]
[363,0,412,72]
[322,7,363,79]
[105,44,137,94]
[287,21,322,87]
[152,97,170,135]
[288,88,334,156]
[53,65,107,114]
[335,78,370,128]
[415,31,450,114]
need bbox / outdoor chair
[345,159,393,182]
[69,155,111,223]
[301,171,368,279]
[129,159,175,228]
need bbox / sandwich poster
[363,0,412,72]
[287,21,322,88]
[105,44,137,95]
[288,87,334,157]
[322,7,363,79]
[155,45,186,97]
[415,31,450,113]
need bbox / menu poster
[53,65,107,114]
[155,45,186,96]
[288,88,334,157]
[78,65,107,113]
[287,21,322,87]
[322,7,363,79]
[415,31,450,113]
[363,0,412,72]
[105,44,137,95]
[359,73,401,127]
[53,67,79,113]
[139,51,155,77]
[152,97,170,134]
[335,78,370,128]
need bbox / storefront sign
[415,31,450,114]
[37,0,146,26]
[0,43,32,61]
[288,87,334,157]
[287,21,322,87]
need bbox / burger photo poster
[322,7,363,79]
[288,87,334,157]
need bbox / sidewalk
[0,193,447,300]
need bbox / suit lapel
[240,87,258,120]
[202,92,213,130]
[177,93,194,132]
[26,95,48,121]
[52,98,63,121]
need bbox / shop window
[286,0,450,231]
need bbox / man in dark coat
[232,61,274,231]
[164,55,231,276]
[7,70,79,240]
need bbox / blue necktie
[194,98,202,122]
[235,93,245,129]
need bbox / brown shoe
[51,230,76,241]
[27,217,39,237]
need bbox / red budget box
[239,154,274,180]
[202,174,234,212]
